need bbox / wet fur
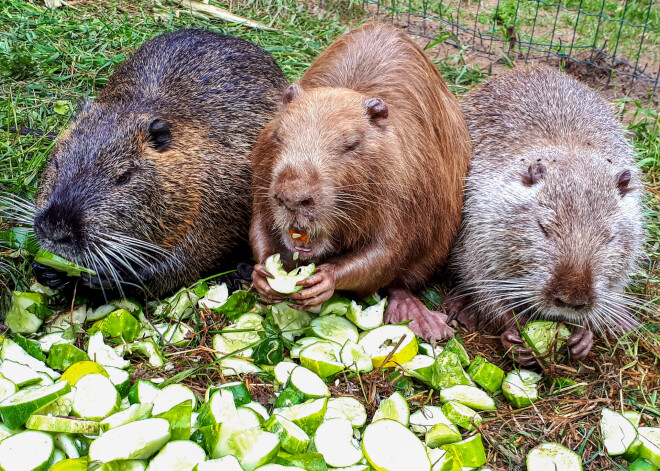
[35,29,287,296]
[251,23,471,295]
[451,66,645,335]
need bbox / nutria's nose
[273,193,314,212]
[546,262,594,311]
[34,201,82,250]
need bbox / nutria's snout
[33,196,86,260]
[544,262,595,312]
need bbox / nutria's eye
[116,171,132,186]
[537,220,549,237]
[344,140,360,153]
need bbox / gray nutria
[27,29,287,297]
[445,66,644,364]
[250,23,472,342]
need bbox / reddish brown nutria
[250,23,472,341]
[26,29,287,297]
[444,66,645,364]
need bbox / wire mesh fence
[361,0,659,104]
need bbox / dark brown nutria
[29,29,287,297]
[250,23,472,342]
[443,66,645,364]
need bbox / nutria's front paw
[386,288,454,343]
[288,264,336,310]
[32,262,73,290]
[566,327,593,360]
[441,294,478,332]
[501,327,537,366]
[251,263,287,304]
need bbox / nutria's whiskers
[0,192,36,226]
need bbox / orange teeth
[289,228,309,243]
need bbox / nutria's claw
[32,262,73,290]
[251,263,286,304]
[386,288,454,343]
[566,327,593,360]
[289,264,336,310]
[501,327,537,366]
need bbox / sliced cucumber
[196,389,237,428]
[0,423,18,441]
[226,428,281,471]
[49,457,88,471]
[290,337,322,360]
[146,440,206,471]
[358,325,418,368]
[325,397,368,428]
[319,293,352,316]
[272,398,328,435]
[340,340,373,373]
[2,337,60,380]
[443,338,470,368]
[426,448,455,471]
[362,419,431,471]
[467,356,505,393]
[425,423,462,447]
[101,403,154,431]
[289,366,330,399]
[639,427,660,467]
[106,366,131,397]
[0,430,55,471]
[213,334,254,359]
[315,418,364,467]
[439,385,497,411]
[53,432,86,459]
[243,402,270,422]
[274,361,299,385]
[38,331,74,353]
[0,380,71,429]
[25,415,100,435]
[502,369,541,408]
[0,373,17,402]
[195,456,243,471]
[400,354,436,387]
[409,406,458,435]
[87,304,118,322]
[264,414,311,455]
[310,315,359,345]
[346,298,386,330]
[433,351,471,389]
[298,340,344,378]
[5,291,51,334]
[151,383,196,416]
[198,283,229,310]
[271,303,312,340]
[225,313,264,345]
[128,379,161,405]
[625,411,643,428]
[373,391,410,426]
[525,442,583,470]
[88,418,171,462]
[220,357,263,376]
[441,433,487,468]
[72,373,120,420]
[0,359,43,387]
[442,401,482,431]
[601,407,638,456]
[88,332,130,369]
[60,360,109,385]
[265,254,316,294]
[46,343,90,371]
[126,339,166,368]
[206,381,252,406]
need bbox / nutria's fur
[445,66,644,363]
[250,24,472,341]
[33,29,287,296]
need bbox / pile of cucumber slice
[0,252,656,470]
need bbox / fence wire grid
[362,0,659,102]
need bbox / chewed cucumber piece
[325,396,368,428]
[502,369,541,408]
[25,415,100,435]
[639,427,660,467]
[439,385,496,411]
[34,250,95,276]
[289,366,330,399]
[0,430,55,471]
[526,442,583,470]
[0,380,71,429]
[340,340,373,373]
[400,354,436,387]
[88,332,130,370]
[441,434,487,468]
[264,414,311,455]
[346,298,386,330]
[373,391,410,426]
[299,340,344,378]
[72,373,120,420]
[601,407,638,456]
[444,338,470,368]
[310,314,358,345]
[521,321,571,360]
[315,418,364,467]
[146,440,206,471]
[266,254,316,294]
[358,325,418,368]
[363,419,431,471]
[89,418,171,462]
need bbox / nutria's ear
[147,118,171,152]
[364,98,388,124]
[617,169,633,196]
[282,84,302,106]
[522,162,545,186]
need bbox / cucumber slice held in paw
[315,418,364,468]
[525,442,583,471]
[600,407,638,456]
[373,391,410,426]
[265,254,316,294]
[358,325,418,368]
[0,430,55,471]
[146,440,206,471]
[0,380,71,429]
[89,418,171,462]
[325,396,368,428]
[362,419,431,471]
[310,315,359,345]
[72,373,120,421]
